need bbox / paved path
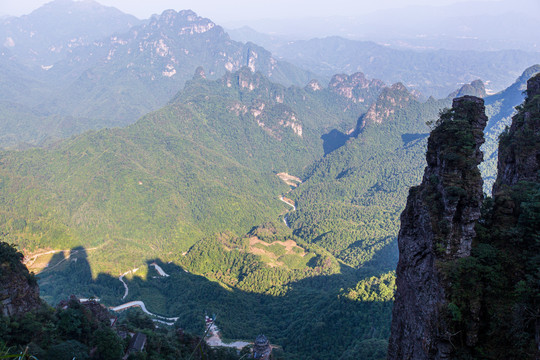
[110,300,179,321]
[119,268,139,300]
[150,263,170,277]
[279,196,296,228]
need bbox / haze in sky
[1,0,538,52]
[1,0,504,21]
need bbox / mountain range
[228,31,540,98]
[2,0,540,149]
[0,3,315,148]
[0,1,539,359]
[225,0,540,52]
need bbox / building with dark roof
[253,334,271,360]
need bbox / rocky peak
[388,96,487,360]
[328,72,385,103]
[493,73,540,194]
[517,64,540,90]
[305,79,322,91]
[450,79,486,99]
[361,82,414,126]
[235,67,262,91]
[389,82,407,92]
[193,66,206,79]
[329,72,368,88]
[148,9,217,35]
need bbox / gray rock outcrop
[0,242,42,317]
[387,96,487,359]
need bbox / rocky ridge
[360,82,416,128]
[493,74,540,193]
[449,79,487,99]
[388,96,487,359]
[0,0,141,66]
[328,72,385,103]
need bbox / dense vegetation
[0,67,383,273]
[1,3,539,360]
[32,222,393,360]
[1,242,243,360]
[0,7,316,148]
[4,69,531,358]
[0,68,396,358]
[287,87,449,267]
[439,77,540,358]
[0,37,536,358]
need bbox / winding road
[279,196,296,228]
[150,262,170,277]
[111,263,178,323]
[118,268,139,300]
[110,301,179,322]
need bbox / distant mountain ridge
[0,4,318,148]
[226,0,540,52]
[0,0,142,66]
[227,32,540,98]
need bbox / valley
[0,1,539,359]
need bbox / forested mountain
[0,67,382,272]
[0,243,242,360]
[1,3,538,358]
[228,32,540,98]
[0,5,316,148]
[0,0,142,67]
[0,67,396,359]
[481,64,540,193]
[286,83,448,269]
[1,64,535,358]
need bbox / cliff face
[0,242,42,317]
[361,83,416,127]
[479,74,540,358]
[328,72,385,104]
[450,80,486,99]
[493,74,540,193]
[388,96,487,360]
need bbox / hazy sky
[1,0,503,22]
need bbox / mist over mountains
[1,0,538,149]
[0,1,539,359]
[225,0,540,52]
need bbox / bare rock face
[361,82,416,127]
[493,74,540,194]
[388,96,487,360]
[328,72,384,103]
[449,79,487,99]
[0,242,42,317]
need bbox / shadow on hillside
[356,238,398,276]
[321,129,350,155]
[401,133,428,147]
[38,246,394,358]
[37,247,123,306]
